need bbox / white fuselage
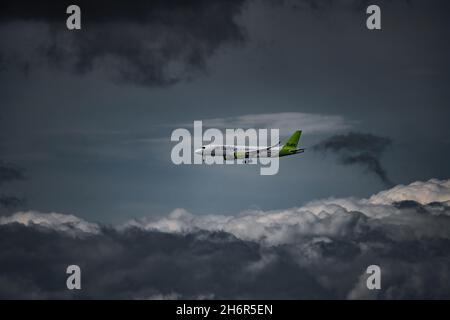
[195,144,280,159]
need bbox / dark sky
[1,0,450,300]
[1,0,450,223]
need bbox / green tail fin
[284,130,302,149]
[280,130,302,155]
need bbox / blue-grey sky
[2,0,450,301]
[1,0,449,223]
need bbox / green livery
[279,130,304,157]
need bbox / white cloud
[369,178,450,205]
[182,112,354,135]
[0,211,100,237]
[2,178,450,299]
[126,178,450,245]
[4,178,450,245]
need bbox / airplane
[194,130,304,163]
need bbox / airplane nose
[194,148,202,155]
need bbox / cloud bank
[1,179,450,299]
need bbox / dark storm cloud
[0,0,247,86]
[0,128,25,208]
[0,224,328,299]
[1,179,450,299]
[273,0,410,12]
[0,162,25,185]
[0,196,22,209]
[0,162,25,208]
[313,132,393,186]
